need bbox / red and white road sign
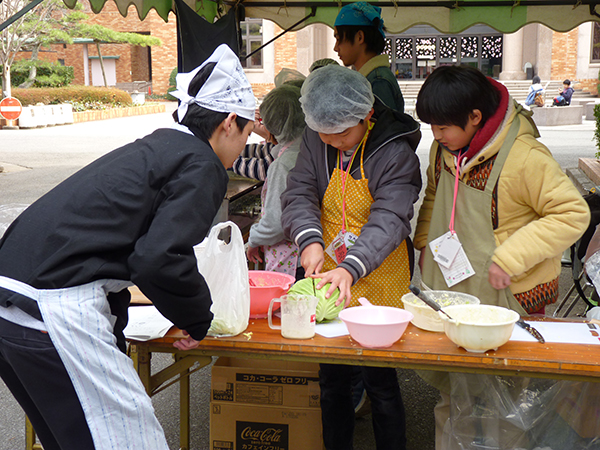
[0,97,22,120]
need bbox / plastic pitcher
[268,294,318,339]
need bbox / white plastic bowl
[339,305,413,348]
[439,304,519,353]
[401,291,480,332]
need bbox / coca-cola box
[211,357,321,408]
[210,402,323,450]
[210,357,324,450]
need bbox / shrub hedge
[11,86,133,111]
[11,60,74,88]
[167,67,177,101]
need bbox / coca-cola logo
[236,421,289,449]
[240,427,282,442]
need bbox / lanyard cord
[277,143,291,157]
[337,123,373,232]
[449,151,463,234]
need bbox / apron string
[0,276,38,301]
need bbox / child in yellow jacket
[414,65,590,450]
[414,65,589,315]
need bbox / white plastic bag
[194,221,250,337]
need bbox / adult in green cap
[334,1,405,113]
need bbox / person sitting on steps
[552,79,574,106]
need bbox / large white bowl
[439,304,519,353]
[401,291,480,332]
[339,305,414,348]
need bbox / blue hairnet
[300,65,374,134]
[260,84,305,145]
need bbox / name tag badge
[433,232,461,268]
[429,231,476,288]
[325,231,358,264]
[343,231,358,249]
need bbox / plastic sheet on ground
[442,373,600,450]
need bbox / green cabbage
[288,278,343,322]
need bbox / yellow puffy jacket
[414,100,590,295]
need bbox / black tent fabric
[174,0,239,73]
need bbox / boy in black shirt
[0,44,255,450]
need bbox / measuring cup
[268,294,318,339]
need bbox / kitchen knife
[516,319,545,343]
[408,284,454,321]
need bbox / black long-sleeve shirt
[0,128,226,343]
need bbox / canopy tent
[60,0,600,34]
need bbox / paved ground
[0,102,595,449]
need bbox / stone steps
[577,158,600,187]
[399,79,597,106]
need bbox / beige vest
[421,117,527,316]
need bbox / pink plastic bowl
[248,270,296,318]
[339,305,414,348]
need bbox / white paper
[433,232,461,268]
[429,232,475,287]
[510,321,600,345]
[315,318,349,338]
[124,306,174,341]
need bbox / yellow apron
[321,126,411,308]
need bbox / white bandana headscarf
[171,44,255,122]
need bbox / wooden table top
[128,310,600,382]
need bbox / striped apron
[0,276,169,450]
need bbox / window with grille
[240,19,263,69]
[591,22,600,62]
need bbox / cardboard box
[210,402,324,450]
[210,357,324,450]
[211,357,321,409]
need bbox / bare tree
[15,0,78,88]
[0,0,55,97]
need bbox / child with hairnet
[246,84,306,277]
[233,63,335,182]
[232,69,304,182]
[281,64,421,450]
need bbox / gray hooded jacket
[281,99,422,283]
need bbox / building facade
[38,2,600,97]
